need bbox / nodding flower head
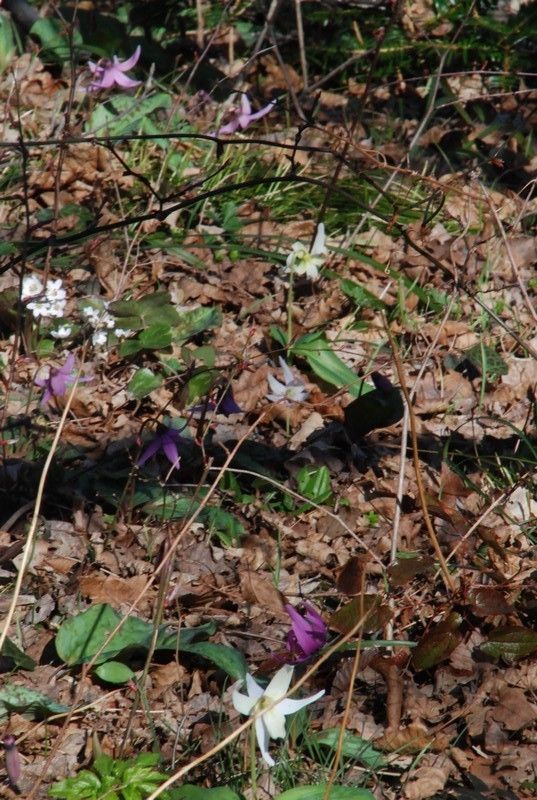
[285,602,327,664]
[87,46,141,92]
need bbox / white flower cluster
[22,275,66,319]
[81,301,134,347]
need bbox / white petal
[278,357,295,387]
[255,717,274,767]
[232,687,257,716]
[262,706,287,740]
[277,689,325,716]
[311,223,326,255]
[267,374,285,397]
[264,664,294,701]
[245,672,264,701]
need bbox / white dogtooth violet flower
[267,356,309,404]
[232,664,325,767]
[283,223,327,281]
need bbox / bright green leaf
[94,661,136,684]
[128,368,163,399]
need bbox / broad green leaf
[128,368,163,399]
[171,786,240,800]
[182,642,247,680]
[309,728,385,769]
[144,493,200,520]
[55,603,216,666]
[292,333,368,398]
[174,307,221,343]
[275,785,375,800]
[480,626,537,664]
[1,637,36,670]
[139,323,172,350]
[94,661,136,684]
[0,684,68,720]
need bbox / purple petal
[111,72,141,88]
[116,45,141,72]
[302,603,328,637]
[40,387,53,407]
[218,118,240,135]
[285,603,326,659]
[162,437,180,468]
[137,437,162,466]
[240,94,252,117]
[95,70,116,89]
[219,387,241,415]
[61,353,75,374]
[246,100,276,123]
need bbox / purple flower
[138,424,184,470]
[87,46,141,92]
[35,353,78,406]
[285,602,328,664]
[218,94,276,135]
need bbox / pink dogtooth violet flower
[232,664,325,767]
[285,602,328,663]
[34,353,86,407]
[87,45,141,91]
[218,93,276,135]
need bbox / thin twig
[386,324,456,593]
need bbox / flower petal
[218,118,240,135]
[285,604,317,656]
[245,673,264,701]
[112,72,141,88]
[264,664,294,701]
[262,706,287,740]
[162,436,180,468]
[267,374,285,398]
[246,100,276,122]
[240,94,252,117]
[137,437,161,466]
[277,689,325,716]
[277,357,296,387]
[117,45,141,72]
[255,716,274,767]
[311,222,326,256]
[232,687,257,716]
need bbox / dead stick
[385,323,456,593]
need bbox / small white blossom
[232,664,324,767]
[45,279,66,304]
[22,275,44,299]
[267,357,309,404]
[115,328,134,338]
[283,223,327,281]
[92,330,108,347]
[50,324,72,339]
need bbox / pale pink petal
[246,100,276,123]
[111,71,141,88]
[116,45,141,72]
